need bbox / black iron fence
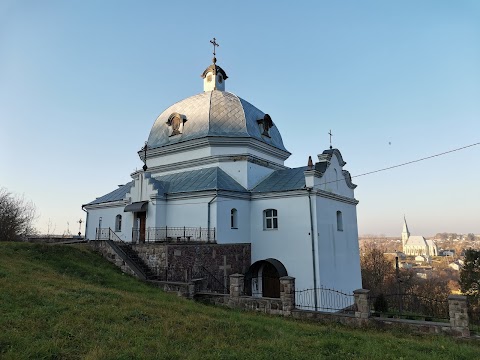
[369,293,449,321]
[95,227,122,241]
[192,266,229,294]
[295,287,356,313]
[148,265,228,294]
[132,226,216,243]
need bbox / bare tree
[360,243,395,295]
[0,188,37,241]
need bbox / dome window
[166,112,187,136]
[257,114,273,138]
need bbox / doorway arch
[245,258,288,298]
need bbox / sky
[1,0,479,237]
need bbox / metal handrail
[133,226,216,243]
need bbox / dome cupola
[201,38,228,92]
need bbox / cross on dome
[202,37,228,92]
[210,37,219,63]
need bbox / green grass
[1,242,479,360]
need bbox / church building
[402,217,438,257]
[83,45,362,296]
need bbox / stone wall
[90,240,137,277]
[198,275,471,338]
[132,243,251,283]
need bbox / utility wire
[119,142,480,206]
[352,142,479,180]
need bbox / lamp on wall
[142,141,148,171]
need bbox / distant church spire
[201,38,228,92]
[402,215,410,248]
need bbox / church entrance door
[262,262,280,298]
[137,212,146,243]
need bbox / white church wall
[146,143,286,170]
[145,201,157,230]
[315,196,361,294]
[215,197,250,244]
[153,199,167,228]
[217,161,248,189]
[146,147,212,168]
[316,156,354,198]
[217,160,274,190]
[165,196,213,229]
[246,162,275,190]
[85,206,133,242]
[210,145,286,166]
[250,195,315,291]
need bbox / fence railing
[295,287,356,313]
[369,293,449,321]
[132,226,216,243]
[192,266,228,294]
[95,227,115,240]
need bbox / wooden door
[138,212,146,243]
[262,263,280,298]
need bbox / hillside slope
[0,242,479,360]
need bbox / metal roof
[85,181,134,206]
[87,165,320,206]
[147,90,288,152]
[252,167,308,193]
[85,167,247,206]
[124,201,148,212]
[155,167,247,194]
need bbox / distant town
[359,232,480,293]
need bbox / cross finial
[328,130,333,149]
[210,37,219,64]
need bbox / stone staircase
[115,242,157,280]
[101,228,158,280]
[117,242,157,280]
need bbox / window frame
[231,208,238,229]
[336,211,343,232]
[263,209,278,230]
[115,214,122,232]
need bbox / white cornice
[314,189,359,205]
[251,188,358,205]
[165,189,250,201]
[143,153,288,175]
[83,200,128,211]
[139,137,291,162]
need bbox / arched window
[115,214,122,232]
[264,209,278,230]
[231,208,238,229]
[334,168,339,189]
[336,211,343,231]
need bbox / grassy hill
[0,242,479,360]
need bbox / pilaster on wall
[230,274,245,297]
[280,276,295,315]
[448,295,470,337]
[353,289,370,319]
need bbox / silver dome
[147,90,288,152]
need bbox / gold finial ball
[212,57,217,64]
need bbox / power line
[352,142,480,180]
[114,141,480,206]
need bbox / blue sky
[1,0,479,236]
